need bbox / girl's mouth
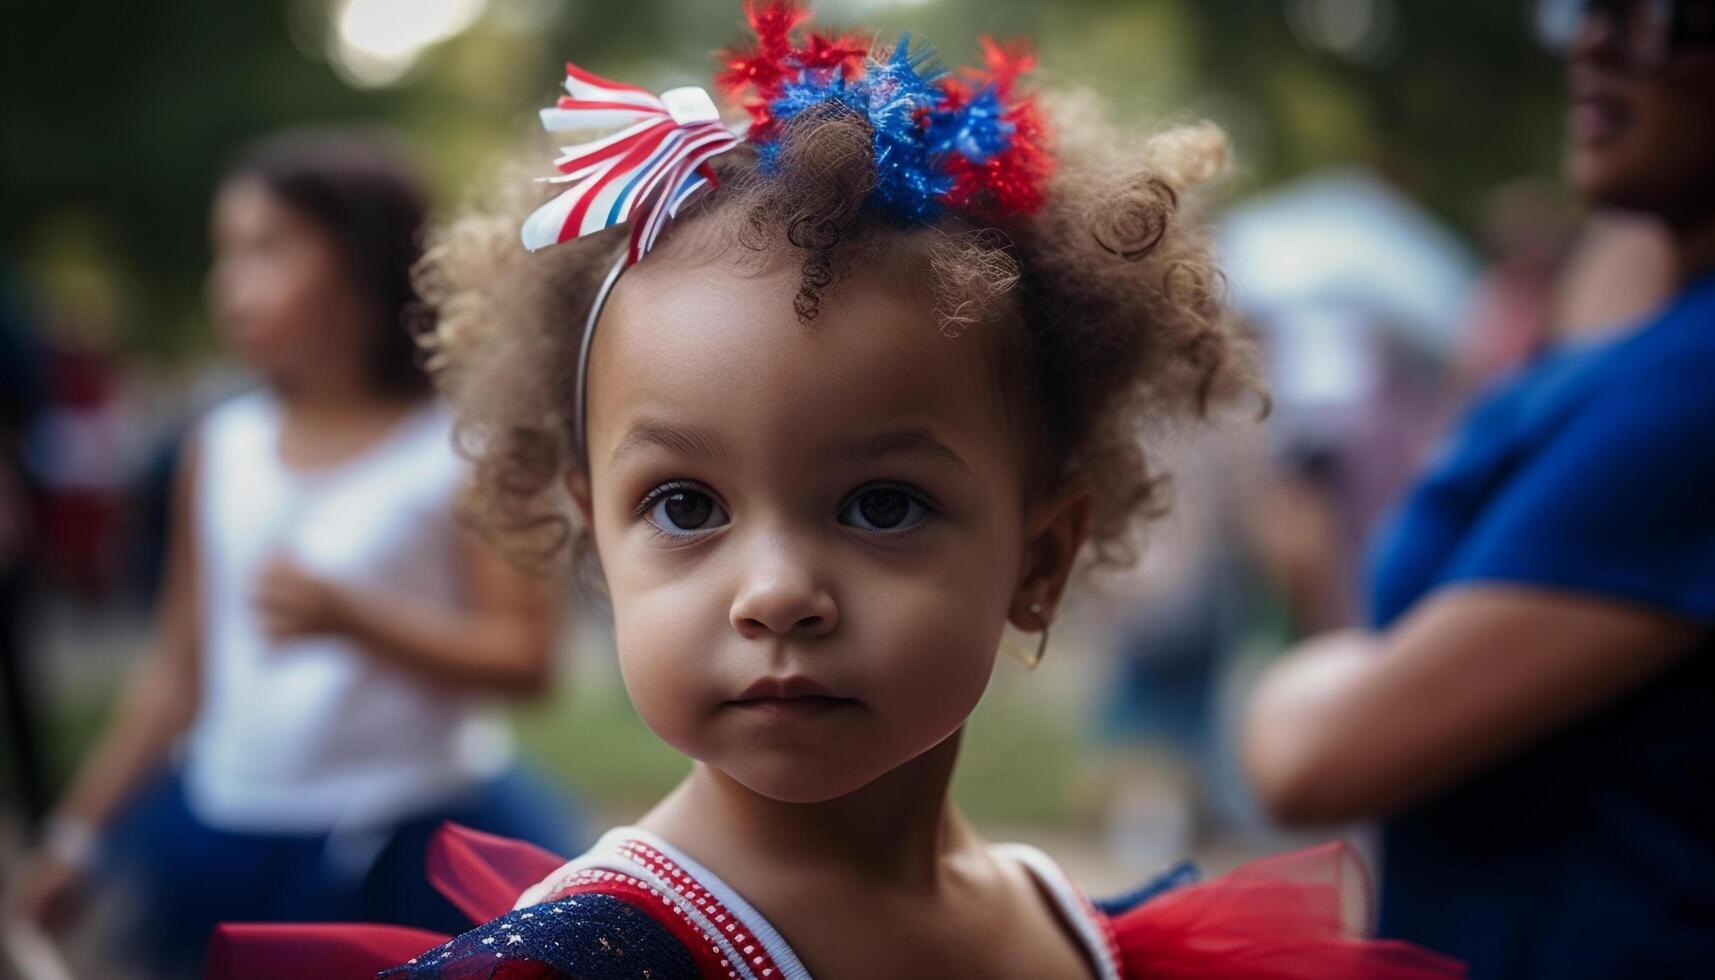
[729,695,859,719]
[729,676,859,718]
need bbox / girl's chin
[719,762,891,804]
[709,737,962,804]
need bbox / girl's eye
[840,485,932,534]
[643,486,729,536]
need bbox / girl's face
[578,255,1074,803]
[208,177,369,389]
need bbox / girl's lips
[735,675,839,701]
[729,676,859,718]
[729,694,858,719]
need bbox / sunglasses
[1537,0,1715,68]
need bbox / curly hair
[416,85,1262,575]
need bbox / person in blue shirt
[1241,1,1715,977]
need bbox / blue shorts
[102,766,581,979]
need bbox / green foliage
[1,0,1562,359]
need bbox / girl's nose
[728,534,839,640]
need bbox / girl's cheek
[613,610,703,750]
[860,577,1006,704]
[609,572,731,744]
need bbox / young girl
[214,4,1462,977]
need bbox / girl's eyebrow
[610,422,969,473]
[611,419,733,463]
[825,429,972,474]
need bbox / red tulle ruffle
[1110,842,1466,979]
[210,827,1465,979]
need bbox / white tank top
[182,391,512,833]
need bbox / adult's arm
[1242,587,1698,824]
[1246,356,1715,824]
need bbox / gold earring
[1024,600,1049,670]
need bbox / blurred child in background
[7,130,576,978]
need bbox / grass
[514,667,1085,826]
[15,661,1088,829]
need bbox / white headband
[572,252,628,469]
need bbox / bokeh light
[329,0,489,86]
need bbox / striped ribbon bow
[520,63,743,263]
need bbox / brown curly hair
[416,83,1262,575]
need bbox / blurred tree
[0,0,1564,361]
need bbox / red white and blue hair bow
[522,1,1054,268]
[520,64,742,263]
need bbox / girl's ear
[1009,481,1094,631]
